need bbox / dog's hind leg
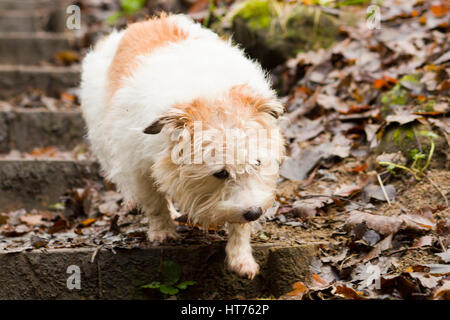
[225,223,259,279]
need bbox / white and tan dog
[81,14,284,279]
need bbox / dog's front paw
[227,255,260,279]
[147,228,180,243]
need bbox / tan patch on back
[107,14,188,100]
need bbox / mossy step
[220,0,340,69]
[0,65,80,99]
[0,108,85,153]
[0,159,102,211]
[0,32,81,65]
[376,123,448,169]
[0,244,316,299]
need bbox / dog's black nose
[243,207,263,221]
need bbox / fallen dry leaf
[413,235,433,247]
[334,285,366,300]
[363,183,396,202]
[293,197,332,220]
[346,211,403,235]
[435,250,450,263]
[433,280,450,300]
[19,214,44,226]
[363,233,393,262]
[80,218,97,227]
[287,281,309,297]
[312,274,329,288]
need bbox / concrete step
[0,65,80,99]
[0,32,80,65]
[0,0,75,32]
[0,159,101,211]
[0,9,52,32]
[0,244,315,299]
[0,108,85,153]
[0,0,53,10]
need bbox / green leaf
[418,130,438,140]
[120,0,146,14]
[387,164,396,172]
[176,281,197,290]
[141,281,161,289]
[163,261,182,286]
[159,285,179,295]
[48,202,65,211]
[106,11,123,25]
[413,153,426,161]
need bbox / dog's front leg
[139,184,179,243]
[226,223,259,279]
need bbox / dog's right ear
[143,113,186,135]
[143,117,166,134]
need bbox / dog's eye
[213,169,229,179]
[256,160,261,166]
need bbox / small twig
[339,253,358,271]
[423,174,449,207]
[91,245,102,263]
[438,237,446,252]
[422,137,435,173]
[97,258,102,299]
[385,246,432,256]
[377,173,391,206]
[378,161,419,178]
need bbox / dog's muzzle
[243,207,263,222]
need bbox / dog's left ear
[257,100,284,119]
[143,113,186,135]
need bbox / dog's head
[144,85,285,227]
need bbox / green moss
[418,100,436,112]
[377,123,443,163]
[285,6,339,51]
[392,125,415,147]
[229,0,339,69]
[381,84,409,106]
[400,74,421,85]
[235,0,272,30]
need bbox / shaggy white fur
[81,14,284,279]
